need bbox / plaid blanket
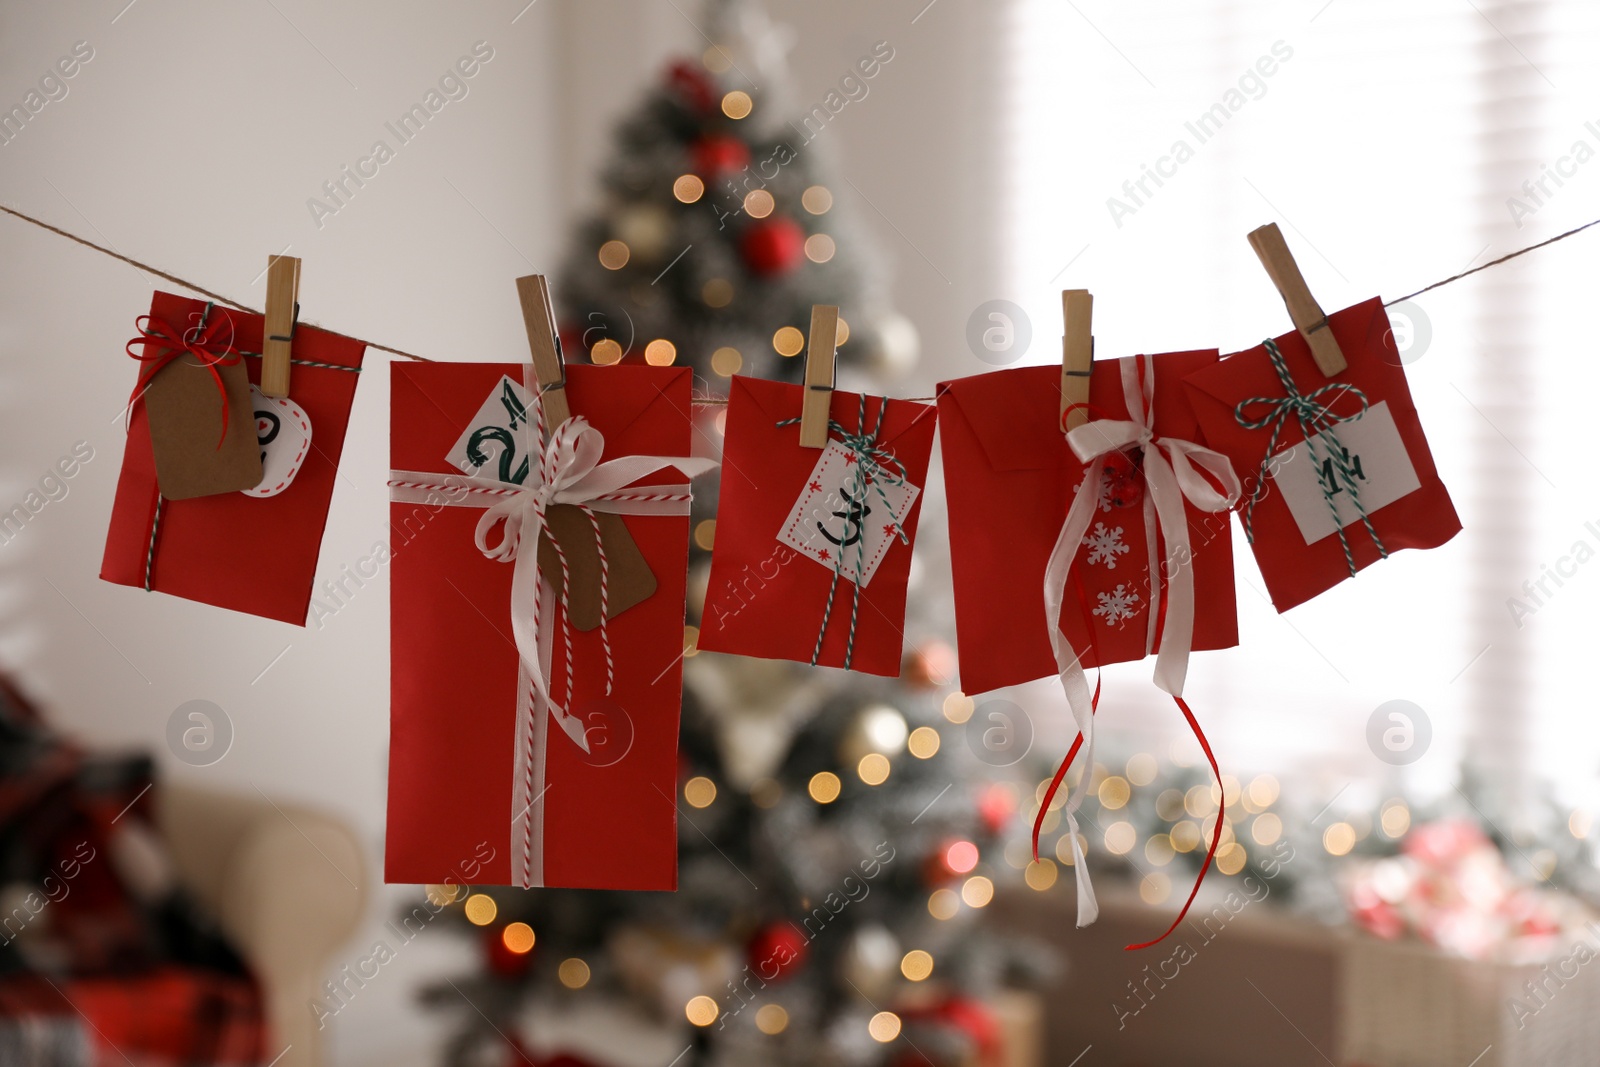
[0,672,265,1066]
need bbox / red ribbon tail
[1124,695,1223,951]
[1030,671,1100,863]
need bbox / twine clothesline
[5,202,1598,407]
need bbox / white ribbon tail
[1148,440,1240,697]
[1044,454,1107,928]
[1143,452,1193,696]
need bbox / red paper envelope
[938,353,1238,697]
[697,376,936,676]
[387,362,693,889]
[1183,297,1460,612]
[100,291,364,624]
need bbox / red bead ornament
[692,134,751,177]
[745,922,808,982]
[1102,450,1144,508]
[739,217,806,277]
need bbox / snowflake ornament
[1073,469,1115,513]
[1092,584,1142,628]
[1082,523,1130,569]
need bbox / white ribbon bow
[1043,355,1240,928]
[389,366,716,887]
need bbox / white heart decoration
[242,384,314,498]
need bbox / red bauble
[739,217,806,277]
[745,922,808,983]
[977,784,1017,834]
[692,134,750,177]
[485,927,535,979]
[901,640,957,690]
[666,61,715,114]
[502,1036,537,1067]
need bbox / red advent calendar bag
[1182,297,1461,612]
[942,352,1241,938]
[386,361,711,889]
[697,375,937,676]
[937,353,1241,697]
[100,291,365,624]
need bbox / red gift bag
[100,291,364,625]
[1182,297,1461,612]
[697,376,937,676]
[386,361,706,889]
[937,352,1240,698]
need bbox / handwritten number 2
[467,426,530,485]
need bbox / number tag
[446,376,535,483]
[777,441,919,587]
[1269,400,1421,546]
[241,384,313,498]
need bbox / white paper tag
[241,384,313,498]
[1270,400,1421,545]
[446,375,535,484]
[778,441,920,587]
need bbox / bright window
[1001,0,1600,817]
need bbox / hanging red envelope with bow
[941,351,1241,943]
[937,353,1240,698]
[100,291,364,625]
[1182,297,1461,613]
[386,361,711,890]
[697,376,936,676]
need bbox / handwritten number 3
[468,426,530,485]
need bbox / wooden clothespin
[1060,289,1094,433]
[1247,222,1347,377]
[260,255,301,398]
[514,274,572,432]
[799,304,839,448]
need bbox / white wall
[0,1,1006,1063]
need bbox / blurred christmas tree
[417,5,1049,1064]
[554,0,917,388]
[422,671,1054,1067]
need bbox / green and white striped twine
[777,394,910,670]
[1233,338,1387,577]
